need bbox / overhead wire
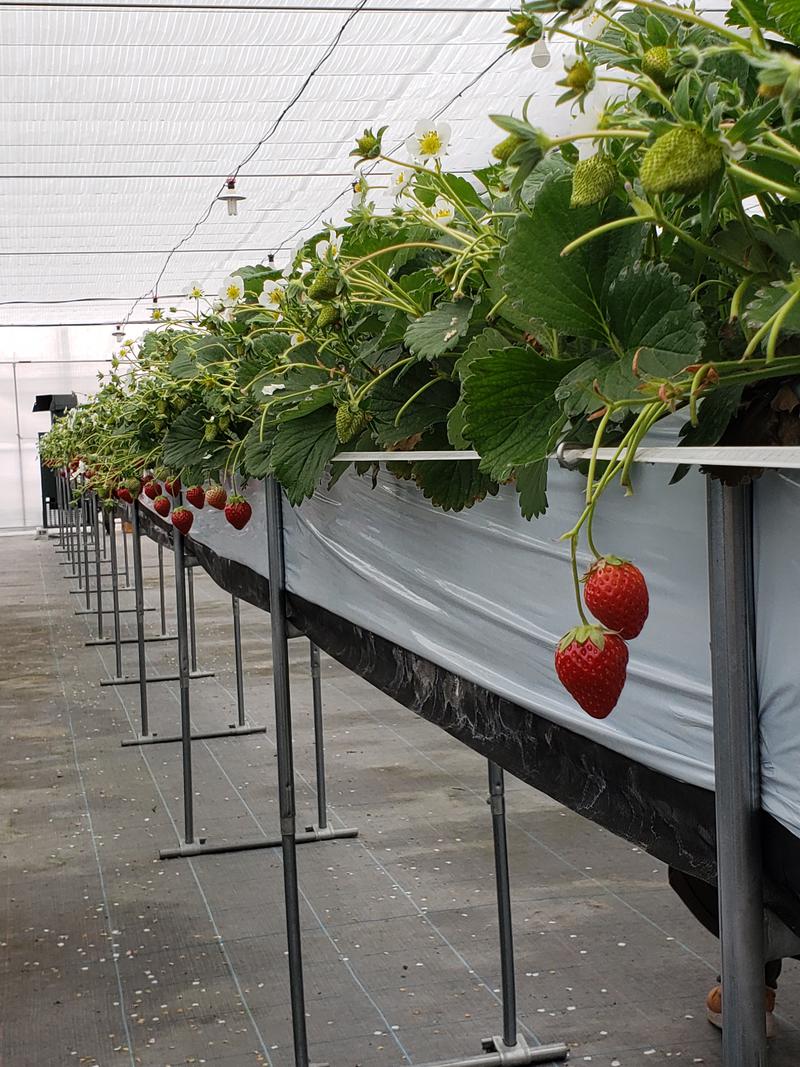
[119,0,370,326]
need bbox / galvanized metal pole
[187,566,199,674]
[706,478,766,1066]
[232,596,246,728]
[81,496,91,608]
[93,496,105,640]
[158,543,167,636]
[309,643,328,830]
[265,476,311,1067]
[121,512,131,588]
[108,511,123,679]
[173,528,195,846]
[130,504,150,737]
[488,761,516,1049]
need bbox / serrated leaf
[270,407,340,504]
[745,283,800,336]
[606,262,706,378]
[168,349,200,380]
[238,333,291,388]
[447,397,469,448]
[410,428,497,511]
[367,364,457,446]
[242,421,276,478]
[276,385,336,421]
[766,0,800,43]
[162,409,207,468]
[515,459,549,519]
[455,327,511,379]
[405,301,473,360]
[500,175,644,341]
[555,353,616,417]
[463,347,579,480]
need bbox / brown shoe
[706,984,776,1038]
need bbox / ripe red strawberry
[206,484,227,510]
[153,494,171,517]
[164,476,182,496]
[224,495,252,530]
[186,485,205,509]
[171,507,193,535]
[583,556,649,640]
[116,486,133,504]
[141,473,153,485]
[555,624,629,719]
[144,480,162,500]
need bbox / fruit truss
[40,0,800,715]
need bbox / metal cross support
[412,762,568,1067]
[120,503,262,749]
[102,510,213,688]
[707,479,766,1066]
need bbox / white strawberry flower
[431,196,455,224]
[187,282,204,299]
[259,277,287,312]
[314,230,341,261]
[388,164,413,198]
[219,274,245,306]
[290,331,307,347]
[406,119,451,162]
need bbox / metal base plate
[120,723,267,747]
[100,669,214,686]
[413,1036,569,1067]
[159,823,359,860]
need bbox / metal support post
[81,496,91,608]
[174,528,195,847]
[232,595,246,728]
[108,510,124,680]
[121,511,131,588]
[414,763,568,1067]
[707,478,767,1066]
[93,496,105,640]
[310,642,328,830]
[187,565,199,673]
[265,476,316,1067]
[158,543,167,635]
[131,503,150,737]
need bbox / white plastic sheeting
[0,0,584,329]
[138,443,800,842]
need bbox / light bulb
[217,177,246,217]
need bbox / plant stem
[393,376,441,426]
[561,213,654,257]
[728,162,800,203]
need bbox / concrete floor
[3,529,800,1067]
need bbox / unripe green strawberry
[641,46,673,89]
[316,303,340,329]
[335,401,369,444]
[640,127,723,196]
[565,59,593,91]
[570,154,617,207]
[492,133,523,163]
[308,267,338,301]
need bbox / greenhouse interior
[4,0,800,1064]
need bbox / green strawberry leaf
[455,326,512,379]
[463,347,580,480]
[605,262,706,379]
[162,409,208,468]
[270,407,340,504]
[500,175,644,341]
[242,422,276,478]
[367,364,457,446]
[671,384,744,483]
[745,283,800,337]
[410,429,497,512]
[404,301,473,360]
[515,459,549,520]
[765,0,800,43]
[555,353,616,418]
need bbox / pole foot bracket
[158,823,358,860]
[414,1036,569,1067]
[101,669,214,687]
[121,723,267,747]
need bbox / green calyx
[640,127,723,197]
[558,624,607,652]
[570,154,618,208]
[504,8,543,50]
[350,125,387,160]
[563,59,594,92]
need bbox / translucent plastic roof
[0,0,589,328]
